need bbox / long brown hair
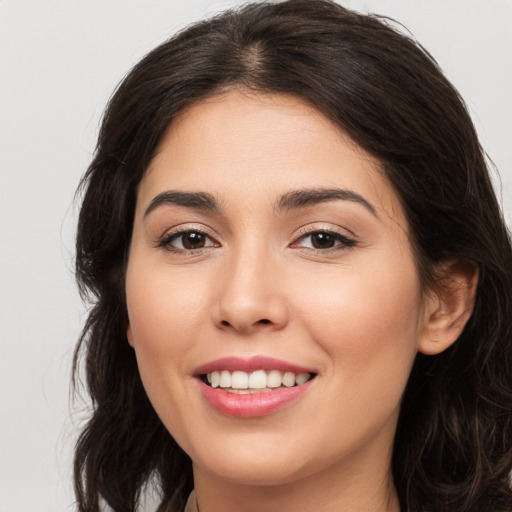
[74,1,512,510]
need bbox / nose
[212,249,289,334]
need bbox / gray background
[1,1,511,510]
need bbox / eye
[158,230,217,251]
[294,230,356,250]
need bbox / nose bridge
[214,240,288,333]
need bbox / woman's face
[126,91,430,487]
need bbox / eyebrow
[144,191,220,217]
[274,188,376,216]
[143,187,376,218]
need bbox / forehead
[138,90,406,226]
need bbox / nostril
[217,317,276,330]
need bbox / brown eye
[310,232,336,249]
[159,230,216,251]
[294,230,356,251]
[181,231,206,249]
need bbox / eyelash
[157,228,217,254]
[291,228,357,251]
[156,227,357,254]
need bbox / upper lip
[193,356,316,376]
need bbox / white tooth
[231,370,249,389]
[267,370,283,388]
[219,370,231,388]
[211,371,220,388]
[249,370,267,389]
[282,372,295,387]
[207,373,212,384]
[295,373,310,385]
[227,388,273,394]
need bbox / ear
[418,260,478,356]
[127,324,135,347]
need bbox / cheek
[127,261,209,347]
[293,255,423,396]
[124,258,213,409]
[287,263,423,460]
[124,263,215,447]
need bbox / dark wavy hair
[73,1,512,511]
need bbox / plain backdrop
[1,1,511,510]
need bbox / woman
[73,1,512,511]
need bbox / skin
[125,91,475,512]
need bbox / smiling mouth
[200,370,316,394]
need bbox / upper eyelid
[154,223,357,248]
[161,223,217,238]
[292,224,356,240]
[290,225,358,250]
[156,225,220,249]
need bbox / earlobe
[127,324,135,347]
[418,260,478,356]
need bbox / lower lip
[197,379,313,418]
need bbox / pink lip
[193,356,315,375]
[196,378,314,418]
[193,356,316,418]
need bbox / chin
[187,430,338,488]
[198,457,313,487]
